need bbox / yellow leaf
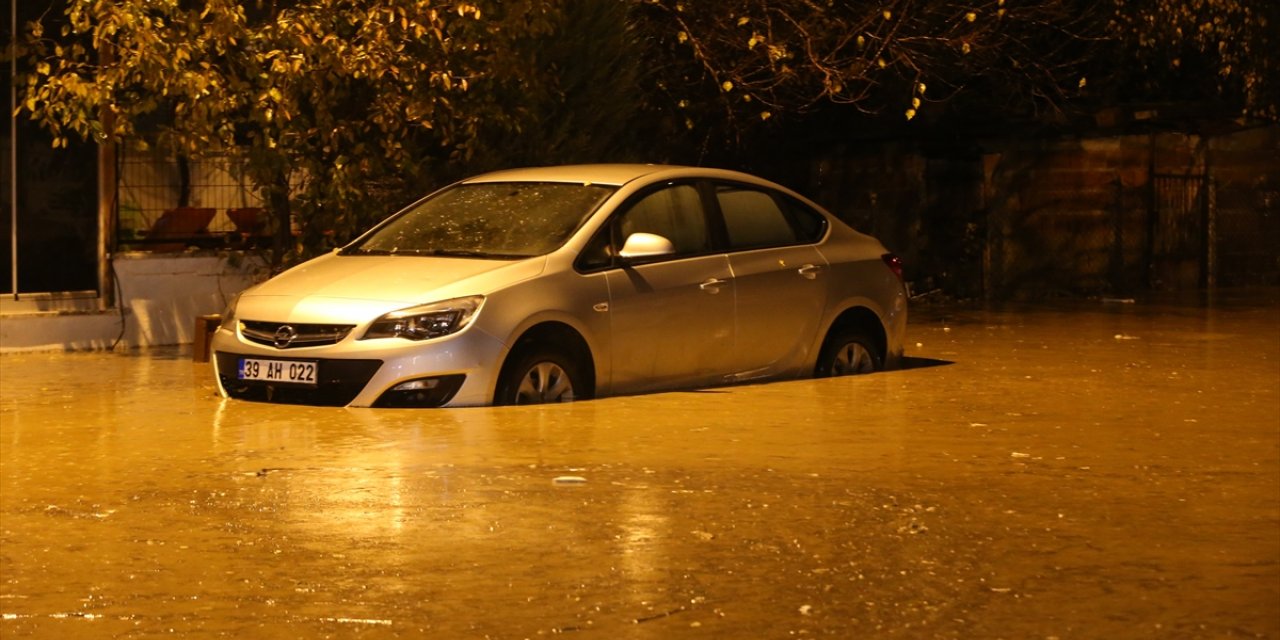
[736,16,749,27]
[1078,77,1087,89]
[883,10,892,20]
[760,111,772,121]
[677,31,688,44]
[966,12,977,22]
[721,80,734,92]
[905,109,916,121]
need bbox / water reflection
[2,297,1277,637]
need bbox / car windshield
[346,182,616,258]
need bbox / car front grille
[240,320,356,349]
[215,352,382,406]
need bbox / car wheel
[496,347,585,405]
[815,329,882,377]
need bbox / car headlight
[362,295,485,341]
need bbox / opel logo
[273,325,298,349]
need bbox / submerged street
[2,292,1277,639]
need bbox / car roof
[460,164,772,188]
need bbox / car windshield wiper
[341,247,526,259]
[421,249,526,259]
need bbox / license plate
[238,358,318,385]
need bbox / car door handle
[798,264,823,280]
[699,278,728,293]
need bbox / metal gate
[1149,174,1210,289]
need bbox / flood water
[2,292,1278,639]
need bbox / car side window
[716,184,798,249]
[577,227,614,271]
[575,184,709,272]
[617,184,709,257]
[781,195,829,243]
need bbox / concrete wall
[0,252,267,352]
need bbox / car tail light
[881,253,904,282]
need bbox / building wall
[0,253,266,352]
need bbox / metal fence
[1002,171,1279,295]
[1215,180,1280,287]
[816,127,1280,298]
[116,148,265,251]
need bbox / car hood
[237,252,547,323]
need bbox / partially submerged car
[212,164,907,407]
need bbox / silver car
[212,164,907,407]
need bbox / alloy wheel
[514,361,576,404]
[831,342,875,375]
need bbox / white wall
[0,252,267,352]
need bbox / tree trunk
[266,170,292,270]
[177,155,191,208]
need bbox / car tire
[814,328,883,377]
[495,346,587,405]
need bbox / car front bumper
[210,323,509,408]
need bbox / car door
[714,183,829,379]
[598,183,736,394]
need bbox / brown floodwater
[2,291,1278,639]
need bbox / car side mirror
[618,232,675,261]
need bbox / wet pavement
[2,291,1278,639]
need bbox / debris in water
[634,606,687,624]
[898,520,928,534]
[553,476,587,485]
[319,617,392,626]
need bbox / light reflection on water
[2,298,1277,637]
